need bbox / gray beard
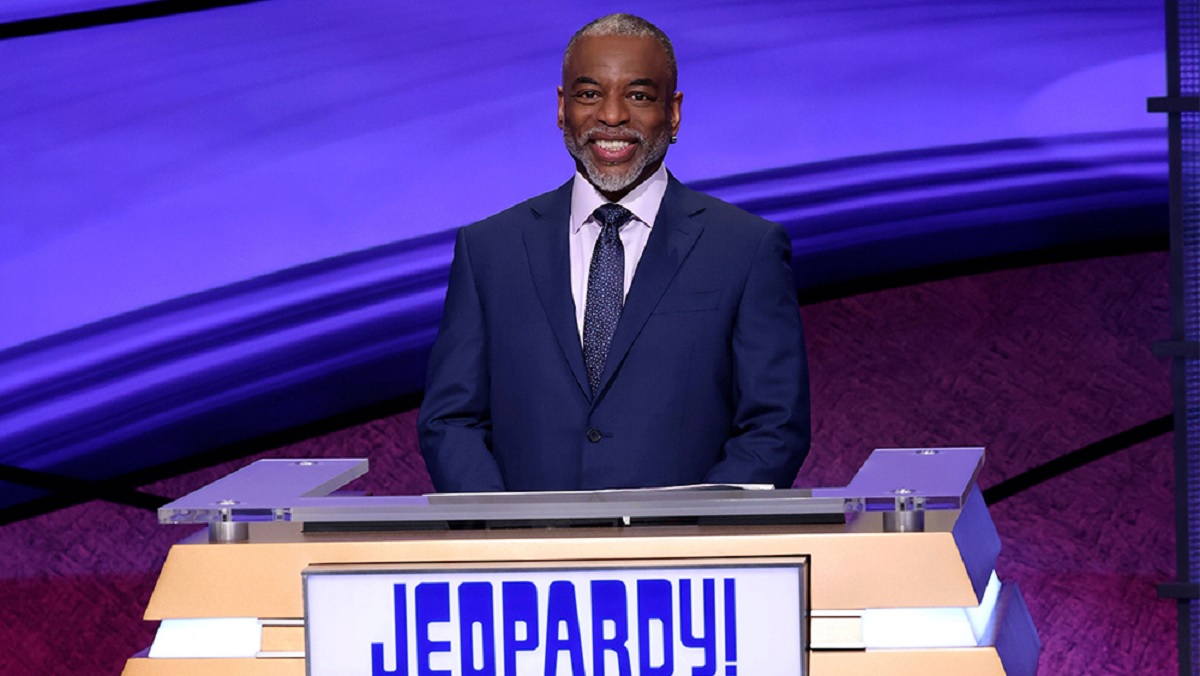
[564,126,670,194]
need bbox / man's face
[558,34,682,199]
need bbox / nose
[596,95,629,127]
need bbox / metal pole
[1152,0,1200,673]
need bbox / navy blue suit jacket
[418,176,810,492]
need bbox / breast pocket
[653,290,721,314]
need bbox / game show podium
[123,448,1039,676]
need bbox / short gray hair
[563,13,677,90]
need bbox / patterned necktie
[583,203,634,395]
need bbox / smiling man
[417,14,810,492]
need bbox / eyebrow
[571,76,660,88]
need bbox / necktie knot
[592,203,634,231]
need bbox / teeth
[595,139,632,152]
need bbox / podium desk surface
[157,447,985,529]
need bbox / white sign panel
[305,562,806,676]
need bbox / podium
[123,447,1039,675]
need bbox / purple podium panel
[813,447,984,510]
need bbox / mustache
[578,127,646,143]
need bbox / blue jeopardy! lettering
[370,578,738,676]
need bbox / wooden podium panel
[125,658,302,676]
[124,448,1040,675]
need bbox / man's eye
[629,92,654,102]
[575,91,600,100]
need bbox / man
[417,14,809,492]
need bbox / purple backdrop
[0,0,1165,348]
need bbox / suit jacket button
[586,428,602,443]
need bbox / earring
[670,135,678,144]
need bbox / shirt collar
[570,164,669,234]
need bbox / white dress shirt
[569,164,669,339]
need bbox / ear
[556,86,565,130]
[669,90,683,138]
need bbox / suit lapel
[594,177,706,401]
[523,180,591,400]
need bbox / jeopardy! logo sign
[304,564,805,676]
